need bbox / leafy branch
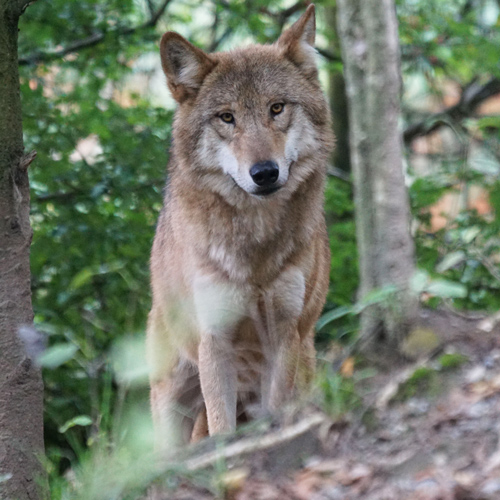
[35,179,163,203]
[18,0,173,66]
[403,78,500,144]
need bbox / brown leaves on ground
[156,309,500,500]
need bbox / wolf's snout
[250,161,279,187]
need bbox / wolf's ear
[160,32,216,103]
[276,4,317,78]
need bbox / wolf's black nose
[250,161,279,187]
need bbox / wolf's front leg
[198,334,237,434]
[260,266,306,412]
[193,276,247,435]
[267,328,301,411]
[150,361,203,451]
[147,307,203,450]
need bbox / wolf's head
[160,5,333,202]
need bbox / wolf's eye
[270,103,284,116]
[220,113,235,124]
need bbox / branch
[146,0,156,19]
[278,1,306,21]
[403,78,500,144]
[208,0,220,52]
[146,0,172,27]
[17,0,37,15]
[18,0,173,66]
[19,33,106,66]
[328,164,351,183]
[180,413,327,472]
[259,1,308,28]
[316,47,342,63]
[18,150,36,171]
[208,26,232,52]
[34,179,163,204]
[35,191,81,203]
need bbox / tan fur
[147,5,334,450]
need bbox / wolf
[147,4,334,448]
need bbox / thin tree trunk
[0,1,45,498]
[337,0,417,351]
[325,4,350,173]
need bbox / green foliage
[320,177,358,344]
[414,209,500,310]
[20,0,172,478]
[315,364,361,418]
[438,352,468,370]
[14,0,500,495]
[58,415,93,434]
[324,177,358,308]
[317,284,398,333]
[400,0,500,312]
[396,352,469,402]
[396,366,439,401]
[38,343,79,369]
[398,0,500,80]
[398,0,500,310]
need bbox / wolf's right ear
[160,32,216,103]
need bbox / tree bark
[0,1,45,498]
[337,0,417,351]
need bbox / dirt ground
[153,308,500,500]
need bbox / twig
[146,0,172,27]
[34,179,163,203]
[260,1,308,29]
[471,248,500,283]
[375,357,432,410]
[180,412,327,472]
[209,1,220,52]
[327,164,351,183]
[18,0,38,15]
[316,47,342,63]
[18,150,36,171]
[208,27,232,52]
[146,0,156,19]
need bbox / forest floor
[152,308,500,500]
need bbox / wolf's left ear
[276,4,317,79]
[160,32,216,103]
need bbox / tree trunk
[325,4,350,173]
[336,0,417,351]
[0,1,45,498]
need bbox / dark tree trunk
[325,4,350,173]
[0,1,45,498]
[337,0,417,351]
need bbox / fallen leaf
[340,357,355,377]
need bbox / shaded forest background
[10,0,500,497]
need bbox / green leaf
[38,343,78,369]
[69,261,125,290]
[111,335,150,387]
[69,268,95,290]
[359,285,398,308]
[58,415,93,434]
[316,305,353,331]
[461,226,481,244]
[411,269,429,294]
[425,280,467,298]
[436,251,465,273]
